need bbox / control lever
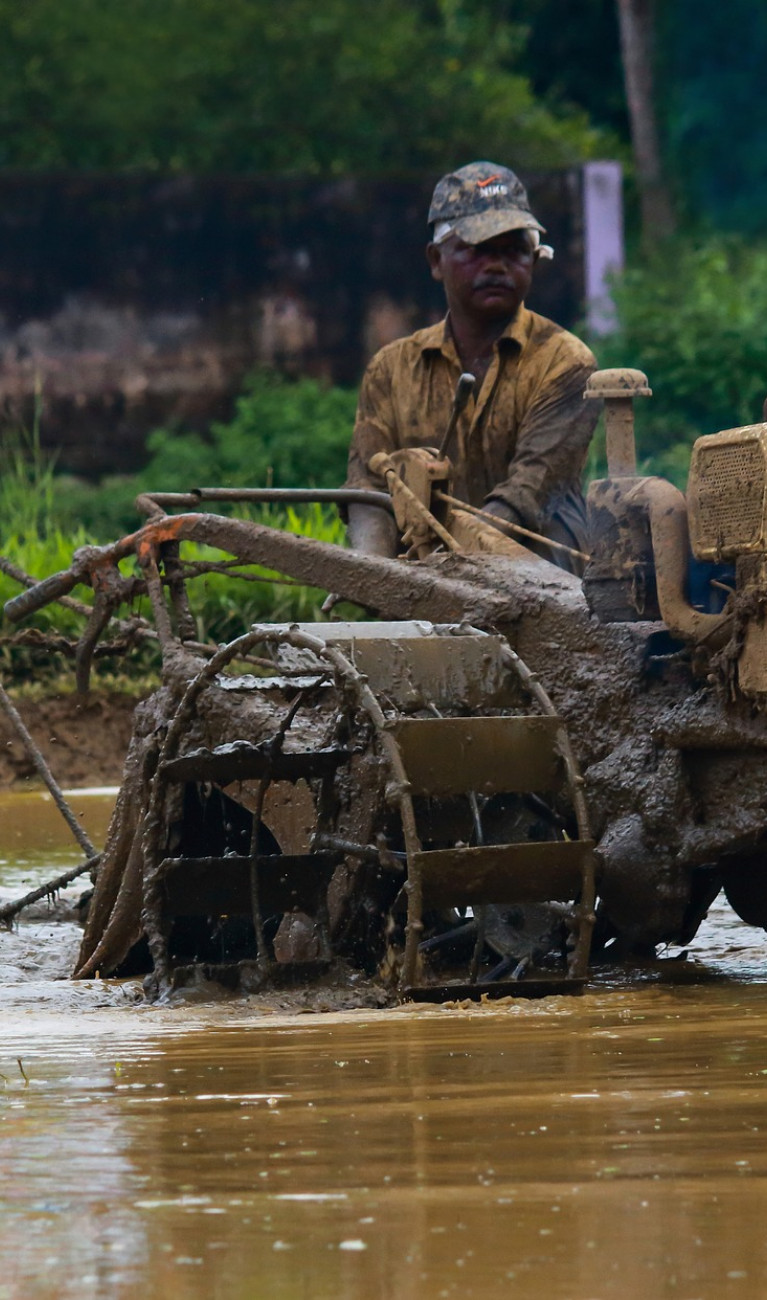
[438,372,475,459]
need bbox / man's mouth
[473,277,515,293]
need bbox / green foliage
[515,1,767,237]
[182,505,352,645]
[55,371,358,539]
[593,236,767,487]
[0,427,99,675]
[145,371,357,493]
[522,0,627,142]
[0,0,612,173]
[0,424,93,638]
[0,429,56,543]
[1,529,93,639]
[658,4,767,232]
[50,474,149,547]
[1,412,358,684]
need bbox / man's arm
[346,502,398,556]
[344,348,401,555]
[484,342,599,533]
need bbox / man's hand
[481,497,524,533]
[346,503,398,557]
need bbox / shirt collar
[422,306,531,360]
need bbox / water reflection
[0,786,117,885]
[1,789,767,1298]
[2,991,767,1299]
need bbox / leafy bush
[1,402,359,686]
[1,510,354,686]
[594,236,767,485]
[0,0,612,172]
[3,503,351,646]
[146,370,357,490]
[181,505,352,645]
[0,430,99,681]
[56,370,358,539]
[1,428,92,635]
[0,418,55,537]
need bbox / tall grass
[593,235,767,488]
[179,504,353,645]
[53,370,359,540]
[1,434,357,686]
[1,424,95,638]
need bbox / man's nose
[479,247,514,273]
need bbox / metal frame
[392,629,596,996]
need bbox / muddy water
[0,786,116,885]
[2,791,767,1300]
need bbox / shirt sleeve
[485,341,599,532]
[344,347,399,492]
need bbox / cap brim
[452,208,545,245]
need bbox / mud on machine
[5,368,767,999]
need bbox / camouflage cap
[428,161,545,245]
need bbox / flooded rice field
[2,788,767,1300]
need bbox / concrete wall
[0,170,597,476]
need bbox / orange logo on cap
[476,175,502,188]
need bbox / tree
[522,0,628,142]
[0,0,610,173]
[658,2,767,233]
[615,0,675,245]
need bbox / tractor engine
[688,423,767,694]
[584,369,767,703]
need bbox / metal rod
[0,681,97,859]
[379,466,462,554]
[467,791,486,984]
[438,372,476,459]
[0,555,92,616]
[0,854,102,926]
[161,540,198,641]
[313,773,337,962]
[313,833,406,866]
[604,398,638,478]
[434,490,590,563]
[137,549,176,655]
[74,592,115,694]
[247,689,308,975]
[135,487,395,517]
[4,534,141,624]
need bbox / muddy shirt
[346,306,598,541]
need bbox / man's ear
[426,242,443,283]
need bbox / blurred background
[2,0,767,544]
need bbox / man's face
[426,229,535,324]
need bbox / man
[345,161,599,569]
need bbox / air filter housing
[688,424,767,561]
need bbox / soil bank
[0,691,138,789]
